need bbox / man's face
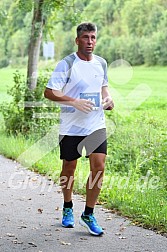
[76,31,96,56]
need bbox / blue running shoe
[62,208,75,228]
[79,213,103,236]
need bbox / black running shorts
[59,128,107,161]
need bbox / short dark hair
[76,22,97,37]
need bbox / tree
[26,0,44,90]
[17,0,79,133]
[18,0,78,89]
[121,0,165,37]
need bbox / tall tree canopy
[1,0,167,69]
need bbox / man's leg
[60,159,77,228]
[60,159,77,202]
[86,153,106,208]
[79,153,106,236]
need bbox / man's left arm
[102,86,114,110]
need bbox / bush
[142,34,162,66]
[95,35,118,64]
[1,71,26,134]
[141,30,167,66]
[95,35,144,66]
[156,30,167,65]
[119,36,144,65]
[0,57,9,68]
[1,70,59,137]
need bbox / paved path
[0,155,166,252]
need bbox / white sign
[43,42,54,59]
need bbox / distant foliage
[95,35,144,65]
[1,0,167,67]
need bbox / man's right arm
[44,88,94,113]
[44,88,75,105]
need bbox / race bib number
[80,92,100,110]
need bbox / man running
[44,22,114,236]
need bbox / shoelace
[63,209,73,217]
[84,214,97,224]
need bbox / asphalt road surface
[0,155,166,252]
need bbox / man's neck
[76,51,93,61]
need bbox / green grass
[111,65,167,95]
[0,66,166,234]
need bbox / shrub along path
[0,155,166,252]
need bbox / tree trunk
[24,0,44,133]
[27,0,44,90]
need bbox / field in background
[0,65,167,103]
[0,66,166,233]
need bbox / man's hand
[44,88,95,113]
[72,99,95,113]
[102,96,114,110]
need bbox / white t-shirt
[47,52,108,136]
